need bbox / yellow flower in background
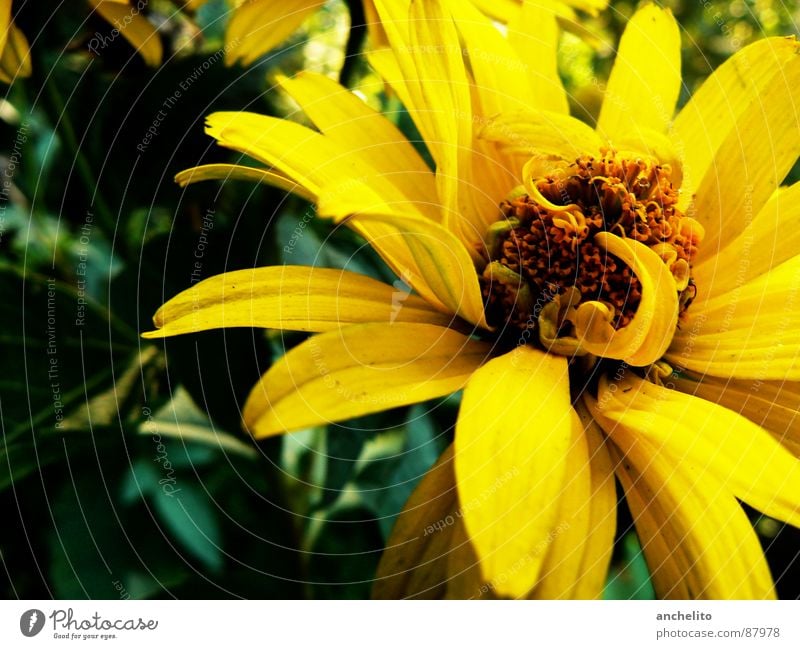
[95,0,611,69]
[0,0,164,77]
[106,0,352,68]
[220,0,610,67]
[0,0,609,83]
[0,1,30,82]
[88,0,164,66]
[144,0,800,599]
[223,0,329,67]
[93,0,350,68]
[471,0,606,26]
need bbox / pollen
[480,150,703,350]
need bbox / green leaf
[140,387,257,461]
[603,533,656,600]
[121,448,224,573]
[152,483,224,573]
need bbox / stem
[339,0,367,88]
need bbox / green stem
[339,0,367,88]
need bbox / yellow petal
[372,0,482,246]
[601,432,775,599]
[365,47,414,125]
[225,0,324,67]
[142,266,454,339]
[508,1,568,114]
[670,374,800,458]
[410,0,480,246]
[366,5,435,146]
[571,400,617,599]
[89,1,163,66]
[573,232,678,366]
[378,438,486,601]
[0,0,11,57]
[367,14,512,237]
[204,112,413,216]
[615,486,693,598]
[373,446,459,599]
[563,0,607,16]
[596,372,800,531]
[674,37,800,211]
[454,346,572,598]
[668,255,800,380]
[204,112,333,196]
[476,109,603,161]
[366,48,469,214]
[608,126,684,187]
[277,71,439,218]
[472,0,608,22]
[693,182,800,298]
[174,163,315,201]
[243,323,491,437]
[369,0,438,133]
[690,44,800,260]
[444,518,488,599]
[596,4,681,143]
[473,107,599,219]
[341,212,489,328]
[0,20,30,83]
[445,0,536,116]
[362,0,387,49]
[560,0,607,16]
[469,0,521,22]
[468,129,519,229]
[521,403,616,600]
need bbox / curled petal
[573,232,679,366]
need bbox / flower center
[479,150,703,360]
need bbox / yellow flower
[88,0,163,66]
[0,0,164,76]
[471,0,605,25]
[145,1,800,599]
[0,1,31,82]
[90,0,346,68]
[97,0,609,69]
[1,0,337,78]
[221,0,608,68]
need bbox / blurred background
[1,0,799,599]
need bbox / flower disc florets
[480,150,703,357]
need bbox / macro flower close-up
[6,0,800,631]
[144,0,800,600]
